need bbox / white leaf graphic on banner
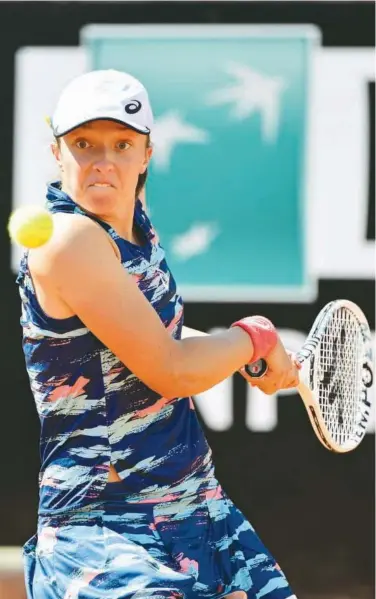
[171,223,220,261]
[152,111,210,171]
[207,62,287,143]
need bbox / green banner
[82,25,319,302]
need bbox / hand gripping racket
[245,300,374,453]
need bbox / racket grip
[244,358,268,378]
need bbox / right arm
[30,214,254,399]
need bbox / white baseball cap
[51,69,153,137]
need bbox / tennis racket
[245,300,374,453]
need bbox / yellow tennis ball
[8,206,54,249]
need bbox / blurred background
[0,1,374,598]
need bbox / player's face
[52,120,152,217]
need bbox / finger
[289,363,301,378]
[283,377,299,389]
[270,371,298,391]
[287,351,302,371]
[284,370,300,388]
[253,377,279,395]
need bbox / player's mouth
[89,182,115,189]
[90,183,113,187]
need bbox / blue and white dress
[18,182,296,599]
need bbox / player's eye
[116,141,131,151]
[76,139,91,149]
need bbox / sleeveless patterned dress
[19,183,296,599]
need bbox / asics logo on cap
[125,100,142,114]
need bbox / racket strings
[316,307,363,446]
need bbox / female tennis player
[19,69,299,599]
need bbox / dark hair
[136,133,151,198]
[136,169,148,199]
[54,132,151,200]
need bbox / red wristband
[231,316,278,363]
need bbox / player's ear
[51,139,63,169]
[140,145,153,175]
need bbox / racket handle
[244,358,268,378]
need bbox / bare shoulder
[29,213,118,278]
[48,212,111,256]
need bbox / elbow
[154,370,183,401]
[148,368,202,400]
[152,346,189,400]
[156,373,200,401]
[139,341,198,400]
[160,388,180,401]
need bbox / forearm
[165,327,253,398]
